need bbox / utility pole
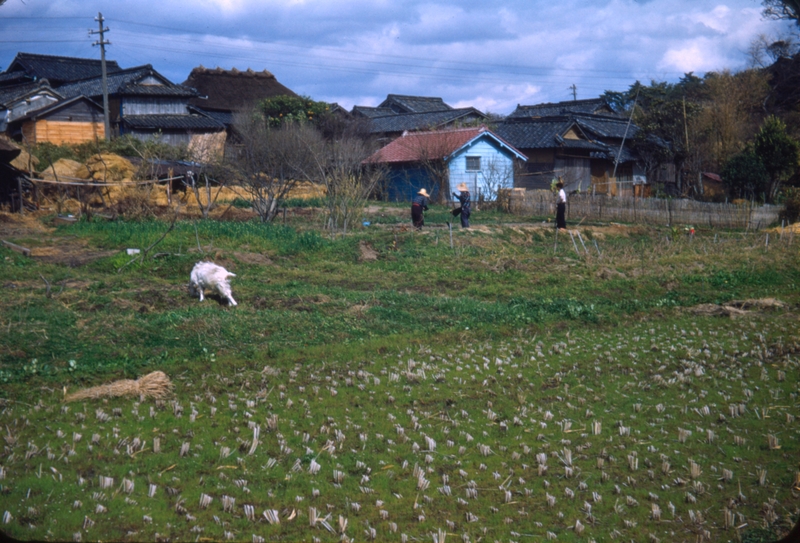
[90,12,111,141]
[569,84,577,101]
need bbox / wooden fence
[507,190,782,230]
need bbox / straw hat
[417,188,430,198]
[456,183,468,192]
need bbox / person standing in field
[555,179,567,231]
[411,188,430,229]
[452,182,471,228]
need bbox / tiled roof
[57,66,197,99]
[573,114,639,140]
[18,95,102,121]
[0,80,61,106]
[496,117,578,149]
[122,114,224,131]
[367,127,485,163]
[508,98,617,118]
[0,71,33,86]
[368,108,486,134]
[378,94,453,114]
[5,52,122,85]
[189,107,233,127]
[352,106,396,118]
[183,66,297,112]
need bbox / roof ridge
[188,66,276,78]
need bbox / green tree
[258,95,330,128]
[721,149,770,200]
[605,76,703,195]
[753,115,799,202]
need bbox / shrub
[779,187,800,224]
[721,149,769,201]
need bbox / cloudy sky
[0,0,794,114]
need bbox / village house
[496,99,652,197]
[352,94,487,141]
[365,126,526,201]
[183,66,299,135]
[0,54,225,154]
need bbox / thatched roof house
[183,66,298,128]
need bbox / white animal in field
[189,262,237,306]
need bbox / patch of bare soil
[0,211,54,237]
[210,206,258,222]
[365,205,408,217]
[359,241,378,262]
[595,267,627,280]
[30,239,117,267]
[232,251,273,266]
[689,298,787,318]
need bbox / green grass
[0,206,798,542]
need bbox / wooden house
[497,101,648,196]
[352,94,487,141]
[508,98,617,118]
[183,66,298,131]
[0,52,123,88]
[365,126,526,201]
[0,80,63,135]
[56,65,225,149]
[17,95,105,145]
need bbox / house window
[466,156,481,171]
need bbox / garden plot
[0,316,797,542]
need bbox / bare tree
[229,112,324,222]
[475,155,516,201]
[398,129,473,203]
[317,137,385,234]
[762,0,800,25]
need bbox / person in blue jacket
[451,182,471,228]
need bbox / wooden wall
[447,138,516,199]
[22,120,105,145]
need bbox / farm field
[0,203,798,543]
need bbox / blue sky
[0,0,794,114]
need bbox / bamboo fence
[508,190,781,230]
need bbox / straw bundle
[65,371,173,402]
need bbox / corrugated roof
[5,52,123,85]
[122,114,224,131]
[368,108,486,134]
[57,66,196,99]
[378,94,453,114]
[183,66,297,112]
[367,127,485,163]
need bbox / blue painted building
[366,126,526,202]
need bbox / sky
[0,0,795,115]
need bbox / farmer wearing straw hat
[555,178,567,231]
[411,188,430,229]
[451,182,471,228]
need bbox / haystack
[86,154,135,182]
[65,371,173,402]
[10,147,39,173]
[39,159,91,181]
